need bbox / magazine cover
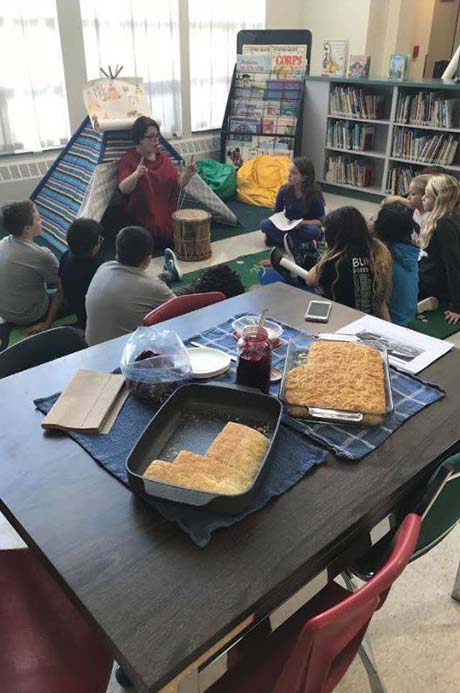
[322,40,348,77]
[389,54,410,81]
[347,55,371,79]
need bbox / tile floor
[2,191,460,692]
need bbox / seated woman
[260,157,325,268]
[270,206,392,319]
[418,174,460,325]
[118,116,196,249]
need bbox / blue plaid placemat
[187,314,446,461]
[34,392,327,548]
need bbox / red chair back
[275,513,421,693]
[143,292,226,326]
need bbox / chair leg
[358,634,386,693]
[451,557,460,602]
[342,569,360,593]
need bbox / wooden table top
[1,283,459,692]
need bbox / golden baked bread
[285,341,386,414]
[143,456,241,495]
[206,422,269,481]
[143,423,270,495]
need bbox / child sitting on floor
[270,206,392,319]
[260,157,325,269]
[373,203,419,326]
[58,218,104,329]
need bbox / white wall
[265,0,304,28]
[302,0,372,75]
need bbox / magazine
[348,55,371,79]
[336,315,452,374]
[389,54,410,81]
[322,40,348,78]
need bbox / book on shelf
[325,154,374,187]
[237,53,272,75]
[386,166,419,195]
[388,54,410,81]
[330,86,385,120]
[326,120,375,151]
[395,91,460,128]
[228,116,260,140]
[392,127,459,165]
[347,55,371,79]
[226,135,293,167]
[231,98,300,119]
[241,44,307,80]
[261,115,296,135]
[321,40,348,78]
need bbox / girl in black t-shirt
[300,207,392,317]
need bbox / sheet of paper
[336,315,453,374]
[269,211,302,232]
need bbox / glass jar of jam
[236,325,272,393]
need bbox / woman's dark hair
[192,264,245,298]
[284,156,324,215]
[116,226,153,266]
[374,203,413,245]
[322,206,371,253]
[1,200,34,237]
[67,218,103,256]
[318,206,392,314]
[131,116,161,144]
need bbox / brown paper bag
[42,369,127,434]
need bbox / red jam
[236,326,272,393]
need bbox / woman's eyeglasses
[143,134,159,140]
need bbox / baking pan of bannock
[126,383,283,513]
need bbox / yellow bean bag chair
[236,156,290,208]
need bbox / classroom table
[1,282,459,692]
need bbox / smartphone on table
[304,300,332,323]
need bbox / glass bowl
[232,315,283,343]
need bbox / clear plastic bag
[120,327,192,403]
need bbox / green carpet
[171,249,273,292]
[408,308,460,340]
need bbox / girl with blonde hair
[418,174,460,325]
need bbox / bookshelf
[220,29,311,166]
[303,76,460,198]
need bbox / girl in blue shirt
[373,203,419,326]
[260,157,325,267]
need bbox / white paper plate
[187,347,232,379]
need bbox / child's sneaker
[417,296,439,313]
[163,248,183,282]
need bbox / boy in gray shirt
[0,201,59,331]
[85,226,174,346]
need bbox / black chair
[0,326,87,379]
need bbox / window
[188,0,265,131]
[0,0,70,154]
[80,0,182,135]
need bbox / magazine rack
[220,29,312,165]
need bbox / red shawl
[118,148,179,247]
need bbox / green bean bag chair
[196,159,236,200]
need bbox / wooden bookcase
[303,76,460,198]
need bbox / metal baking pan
[279,333,393,426]
[126,383,283,514]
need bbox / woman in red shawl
[118,116,196,248]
